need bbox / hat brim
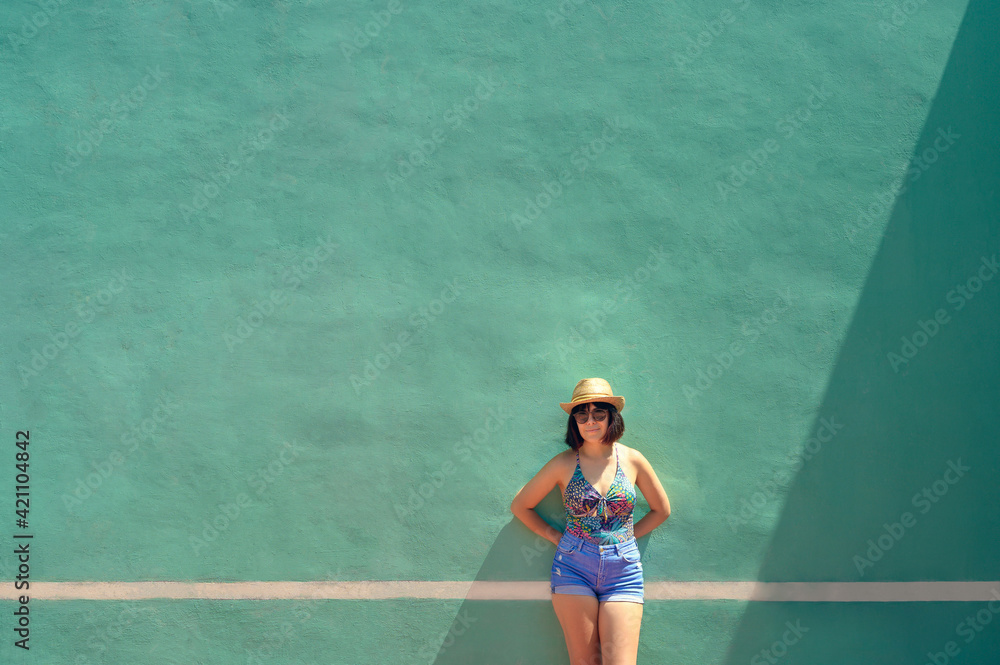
[560,396,625,414]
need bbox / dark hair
[564,402,625,450]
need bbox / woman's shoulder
[553,448,576,463]
[615,440,636,455]
[615,441,645,466]
[547,448,577,471]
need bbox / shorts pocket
[556,539,576,554]
[621,548,640,563]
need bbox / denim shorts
[550,531,644,604]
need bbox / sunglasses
[572,408,609,424]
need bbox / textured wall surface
[1,0,998,662]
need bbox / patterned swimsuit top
[563,442,636,545]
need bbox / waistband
[559,530,637,555]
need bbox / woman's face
[575,403,609,444]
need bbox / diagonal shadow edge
[720,0,1000,663]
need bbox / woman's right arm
[510,454,565,546]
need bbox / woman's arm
[510,455,565,546]
[632,449,671,539]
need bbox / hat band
[571,393,614,402]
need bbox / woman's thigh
[551,593,601,665]
[598,600,643,665]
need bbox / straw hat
[559,378,625,414]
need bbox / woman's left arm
[631,449,671,539]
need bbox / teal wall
[2,0,998,662]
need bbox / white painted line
[3,581,999,602]
[3,582,474,601]
[646,582,1000,602]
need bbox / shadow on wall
[418,487,650,664]
[416,489,565,664]
[722,1,1000,664]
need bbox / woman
[511,378,671,665]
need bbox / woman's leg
[552,593,602,664]
[597,600,643,665]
